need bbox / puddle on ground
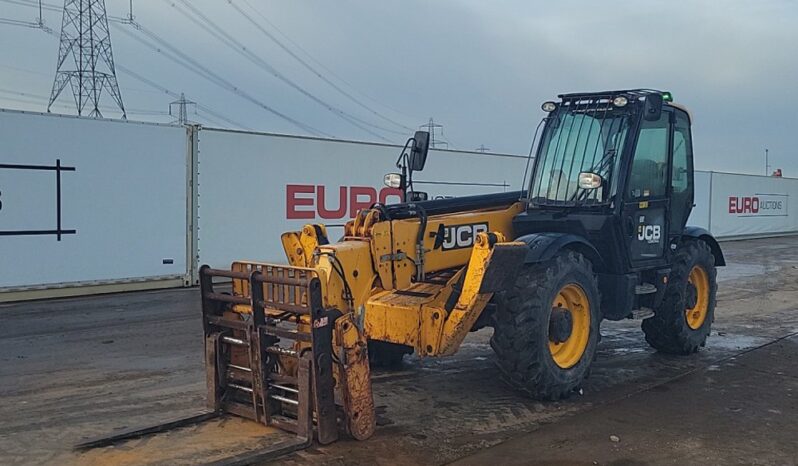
[717,263,778,282]
[706,332,770,351]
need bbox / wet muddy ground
[1,236,796,465]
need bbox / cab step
[635,283,657,294]
[630,308,655,319]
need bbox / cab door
[668,109,695,239]
[622,109,672,268]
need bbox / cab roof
[557,89,670,102]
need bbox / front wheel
[642,239,717,354]
[491,251,601,400]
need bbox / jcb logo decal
[435,222,489,251]
[637,224,661,243]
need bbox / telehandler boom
[79,89,724,462]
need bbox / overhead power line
[194,109,227,128]
[0,16,46,31]
[0,88,167,116]
[0,0,53,31]
[113,22,330,137]
[3,0,128,22]
[0,16,251,130]
[115,63,251,130]
[0,0,56,29]
[227,0,414,133]
[7,0,410,141]
[166,0,398,142]
[238,0,417,123]
[3,0,311,134]
[1,87,232,127]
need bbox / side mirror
[578,172,602,189]
[409,191,428,202]
[643,93,663,121]
[409,131,429,171]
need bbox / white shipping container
[2,109,796,299]
[0,109,188,291]
[195,128,528,270]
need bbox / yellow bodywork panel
[314,240,376,314]
[281,224,328,267]
[234,201,526,358]
[364,232,526,356]
[364,282,449,355]
[437,233,527,355]
[371,202,524,291]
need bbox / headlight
[578,172,603,189]
[384,173,402,189]
[541,101,557,112]
[612,96,628,107]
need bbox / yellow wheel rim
[685,265,710,329]
[548,283,591,369]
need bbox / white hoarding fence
[707,172,798,238]
[3,108,797,299]
[196,128,528,269]
[0,109,189,292]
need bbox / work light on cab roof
[612,96,628,107]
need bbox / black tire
[368,340,413,368]
[491,250,601,400]
[642,239,717,354]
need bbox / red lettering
[379,187,404,205]
[317,186,347,219]
[286,184,315,219]
[729,196,765,215]
[287,185,405,220]
[349,186,377,217]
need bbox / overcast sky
[1,0,795,175]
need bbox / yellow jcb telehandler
[79,89,724,463]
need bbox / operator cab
[515,89,695,274]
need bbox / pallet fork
[75,264,347,464]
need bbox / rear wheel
[642,240,717,354]
[491,251,601,400]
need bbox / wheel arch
[682,226,725,266]
[515,232,605,272]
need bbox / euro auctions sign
[728,194,788,217]
[710,172,797,238]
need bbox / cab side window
[670,110,694,229]
[628,112,669,199]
